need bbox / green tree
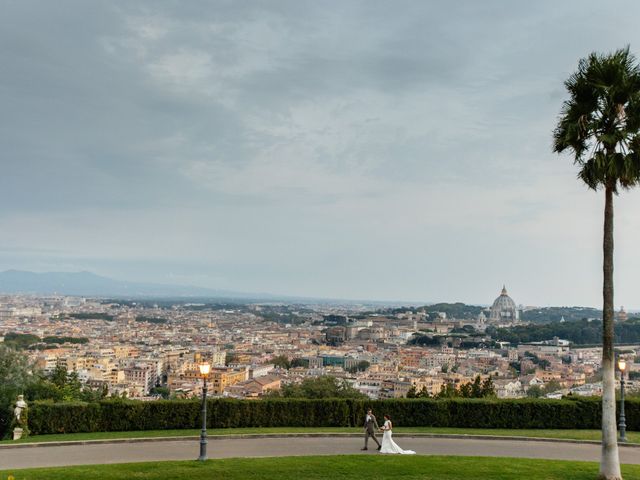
[150,386,170,399]
[435,383,458,399]
[290,358,309,368]
[271,355,291,370]
[3,333,41,350]
[527,385,544,398]
[49,364,68,388]
[0,345,37,437]
[347,360,371,374]
[357,360,370,371]
[279,376,366,399]
[481,377,496,397]
[553,46,640,480]
[47,365,83,401]
[79,384,109,402]
[470,376,483,398]
[537,359,551,370]
[416,386,430,398]
[406,385,417,398]
[63,370,83,401]
[543,379,563,395]
[24,379,63,402]
[459,382,472,398]
[225,352,238,366]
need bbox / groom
[361,409,381,450]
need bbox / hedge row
[21,397,640,435]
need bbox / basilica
[488,285,519,324]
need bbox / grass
[2,455,640,480]
[2,426,639,445]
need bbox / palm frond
[554,46,640,190]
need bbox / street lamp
[198,362,210,461]
[618,358,627,443]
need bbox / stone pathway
[1,435,639,470]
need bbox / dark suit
[363,413,380,448]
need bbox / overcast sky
[3,1,640,306]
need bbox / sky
[2,1,640,306]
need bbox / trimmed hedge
[23,397,640,436]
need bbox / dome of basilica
[489,285,518,322]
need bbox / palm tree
[553,46,640,480]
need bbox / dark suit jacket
[364,414,379,433]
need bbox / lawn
[2,455,640,480]
[2,426,639,445]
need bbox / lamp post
[198,362,210,461]
[618,358,627,443]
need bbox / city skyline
[4,1,640,306]
[0,268,515,306]
[0,269,628,312]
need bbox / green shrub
[29,401,101,434]
[25,397,638,435]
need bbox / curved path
[1,435,639,470]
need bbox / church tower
[617,306,628,322]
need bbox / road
[1,436,639,470]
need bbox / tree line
[486,318,640,345]
[0,345,110,437]
[3,332,89,350]
[407,375,495,399]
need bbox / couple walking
[362,409,415,455]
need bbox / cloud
[2,0,640,305]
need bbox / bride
[379,414,415,454]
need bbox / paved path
[1,436,639,470]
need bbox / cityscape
[1,285,638,401]
[3,1,640,479]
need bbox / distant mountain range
[0,270,417,306]
[0,270,267,299]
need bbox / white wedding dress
[379,420,415,454]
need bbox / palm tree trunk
[599,185,621,480]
